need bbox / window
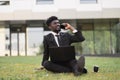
[36,0,53,5]
[0,0,10,5]
[80,0,97,4]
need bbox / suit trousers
[43,59,78,73]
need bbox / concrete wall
[0,0,120,20]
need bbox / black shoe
[82,68,87,74]
[77,55,85,73]
[73,64,82,76]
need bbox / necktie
[55,35,62,46]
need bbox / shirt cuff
[72,29,78,33]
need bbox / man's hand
[62,23,75,32]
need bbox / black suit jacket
[42,31,85,66]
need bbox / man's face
[49,20,61,33]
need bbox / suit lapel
[49,33,58,47]
[60,32,64,43]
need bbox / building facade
[0,0,120,56]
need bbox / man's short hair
[46,16,58,26]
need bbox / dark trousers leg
[43,61,72,73]
[68,59,79,73]
[69,56,87,74]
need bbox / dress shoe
[82,68,87,74]
[77,55,85,73]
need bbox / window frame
[36,0,54,5]
[80,0,97,4]
[0,0,10,6]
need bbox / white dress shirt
[51,29,78,47]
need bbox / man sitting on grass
[41,16,87,76]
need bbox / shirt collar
[51,31,61,36]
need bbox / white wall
[0,25,5,56]
[102,0,120,8]
[0,0,120,12]
[0,0,120,20]
[11,0,33,10]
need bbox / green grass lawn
[0,56,120,80]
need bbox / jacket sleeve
[68,30,85,44]
[41,36,49,66]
